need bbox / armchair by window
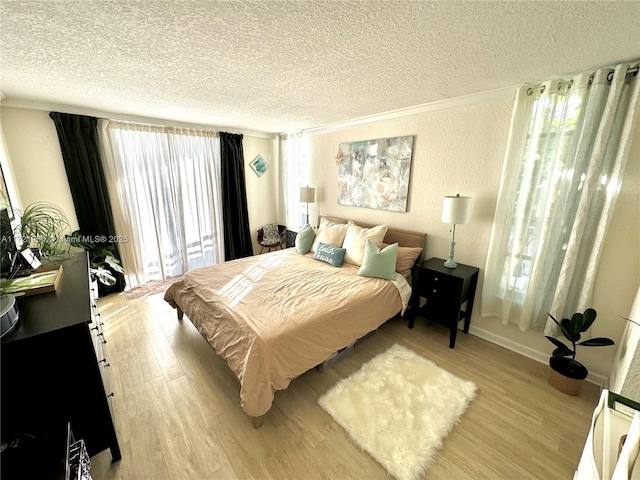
[257,224,286,254]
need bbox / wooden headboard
[320,216,427,263]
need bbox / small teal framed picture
[249,154,269,177]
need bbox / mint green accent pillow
[357,240,398,280]
[313,242,346,267]
[295,224,316,254]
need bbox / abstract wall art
[337,135,414,212]
[250,154,270,177]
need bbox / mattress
[164,248,410,417]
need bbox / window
[482,64,638,332]
[499,90,584,302]
[100,122,224,288]
[279,132,310,229]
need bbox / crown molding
[1,85,518,139]
[0,98,276,139]
[303,85,517,136]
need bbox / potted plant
[16,202,70,258]
[545,308,615,395]
[13,202,124,290]
[65,230,125,290]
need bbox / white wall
[0,106,278,256]
[306,94,640,381]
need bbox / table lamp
[300,186,315,225]
[441,194,472,269]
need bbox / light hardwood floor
[91,291,600,480]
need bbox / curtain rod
[526,65,639,96]
[608,65,638,81]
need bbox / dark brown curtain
[219,132,252,260]
[49,112,125,294]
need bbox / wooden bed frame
[321,216,427,262]
[174,216,427,429]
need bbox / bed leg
[177,308,184,320]
[252,415,264,429]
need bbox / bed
[164,216,426,427]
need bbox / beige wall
[1,107,79,231]
[306,96,640,381]
[0,118,22,217]
[2,94,638,381]
[0,106,278,255]
[589,145,640,378]
[243,136,279,253]
[609,285,640,396]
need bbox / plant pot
[548,357,588,395]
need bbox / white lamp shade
[441,195,472,224]
[300,187,316,203]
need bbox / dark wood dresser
[1,253,120,478]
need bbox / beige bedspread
[164,248,409,417]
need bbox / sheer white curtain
[98,121,224,289]
[482,62,640,332]
[278,131,307,229]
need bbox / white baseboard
[468,325,608,388]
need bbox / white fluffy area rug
[318,343,477,480]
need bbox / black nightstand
[409,257,479,348]
[285,229,298,248]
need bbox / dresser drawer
[89,294,114,412]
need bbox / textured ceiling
[1,1,639,134]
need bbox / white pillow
[310,217,349,253]
[342,221,388,266]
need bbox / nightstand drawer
[419,271,457,298]
[409,257,480,348]
[414,270,458,305]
